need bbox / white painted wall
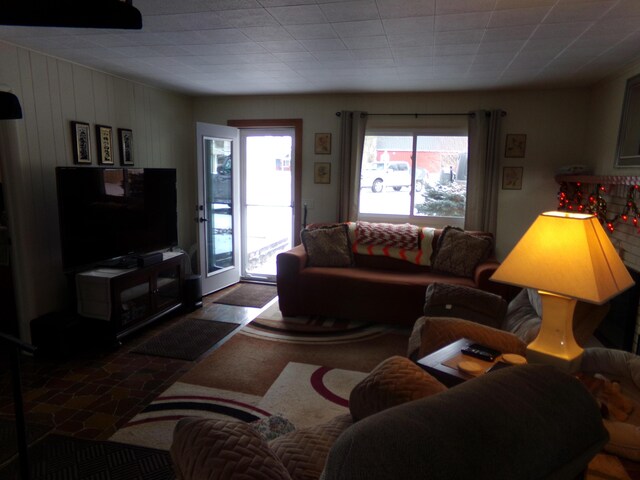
[193,88,591,259]
[0,41,195,340]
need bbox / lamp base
[526,346,583,373]
[525,291,584,374]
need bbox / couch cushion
[431,226,492,278]
[349,356,447,421]
[300,224,353,268]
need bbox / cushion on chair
[269,414,353,480]
[423,283,506,328]
[431,227,492,278]
[170,417,293,480]
[349,356,447,421]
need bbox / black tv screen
[56,167,178,272]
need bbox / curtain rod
[335,111,507,117]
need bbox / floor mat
[213,283,277,308]
[0,434,174,480]
[130,318,240,361]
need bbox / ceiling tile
[299,38,347,52]
[434,43,479,55]
[377,0,435,18]
[285,24,337,39]
[217,8,279,27]
[259,40,307,53]
[435,0,495,15]
[241,26,294,42]
[544,1,617,24]
[382,16,435,35]
[482,25,537,42]
[332,20,385,37]
[434,29,485,45]
[435,12,492,32]
[342,35,389,49]
[387,34,434,48]
[477,39,526,54]
[267,5,326,25]
[258,0,317,6]
[487,6,552,28]
[319,1,380,23]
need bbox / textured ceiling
[1,0,640,96]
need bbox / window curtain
[338,111,368,222]
[465,110,503,235]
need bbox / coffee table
[416,338,503,387]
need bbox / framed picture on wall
[315,133,331,154]
[71,121,91,164]
[314,162,331,184]
[96,125,114,165]
[502,166,523,190]
[118,128,134,165]
[505,134,527,158]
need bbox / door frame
[228,119,303,245]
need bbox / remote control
[461,344,499,362]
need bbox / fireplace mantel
[555,174,640,186]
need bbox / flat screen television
[56,166,178,272]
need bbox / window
[358,131,468,226]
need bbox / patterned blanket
[348,222,435,266]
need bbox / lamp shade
[491,211,634,304]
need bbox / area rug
[130,318,240,361]
[0,418,51,469]
[0,434,173,480]
[213,282,277,308]
[111,303,409,450]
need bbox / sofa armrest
[473,258,501,292]
[170,417,292,480]
[276,245,307,316]
[408,316,527,360]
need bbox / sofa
[276,222,501,326]
[169,356,608,480]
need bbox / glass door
[196,122,240,295]
[240,129,294,281]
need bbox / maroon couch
[276,228,501,327]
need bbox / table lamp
[491,211,634,372]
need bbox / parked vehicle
[361,161,425,193]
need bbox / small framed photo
[315,133,331,155]
[71,121,91,164]
[505,134,527,158]
[314,162,331,184]
[502,167,523,190]
[96,125,114,165]
[118,128,134,165]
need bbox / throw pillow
[300,224,353,267]
[349,355,447,421]
[432,226,492,278]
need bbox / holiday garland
[557,182,640,232]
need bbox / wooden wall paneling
[132,83,148,166]
[92,71,109,125]
[71,65,96,162]
[57,61,77,166]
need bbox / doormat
[0,434,174,480]
[0,418,51,469]
[213,283,277,309]
[131,318,240,361]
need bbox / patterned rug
[130,318,240,361]
[110,302,409,450]
[213,283,277,308]
[0,434,173,480]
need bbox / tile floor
[0,285,263,441]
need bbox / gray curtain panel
[465,109,503,234]
[338,111,368,222]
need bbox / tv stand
[76,251,185,341]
